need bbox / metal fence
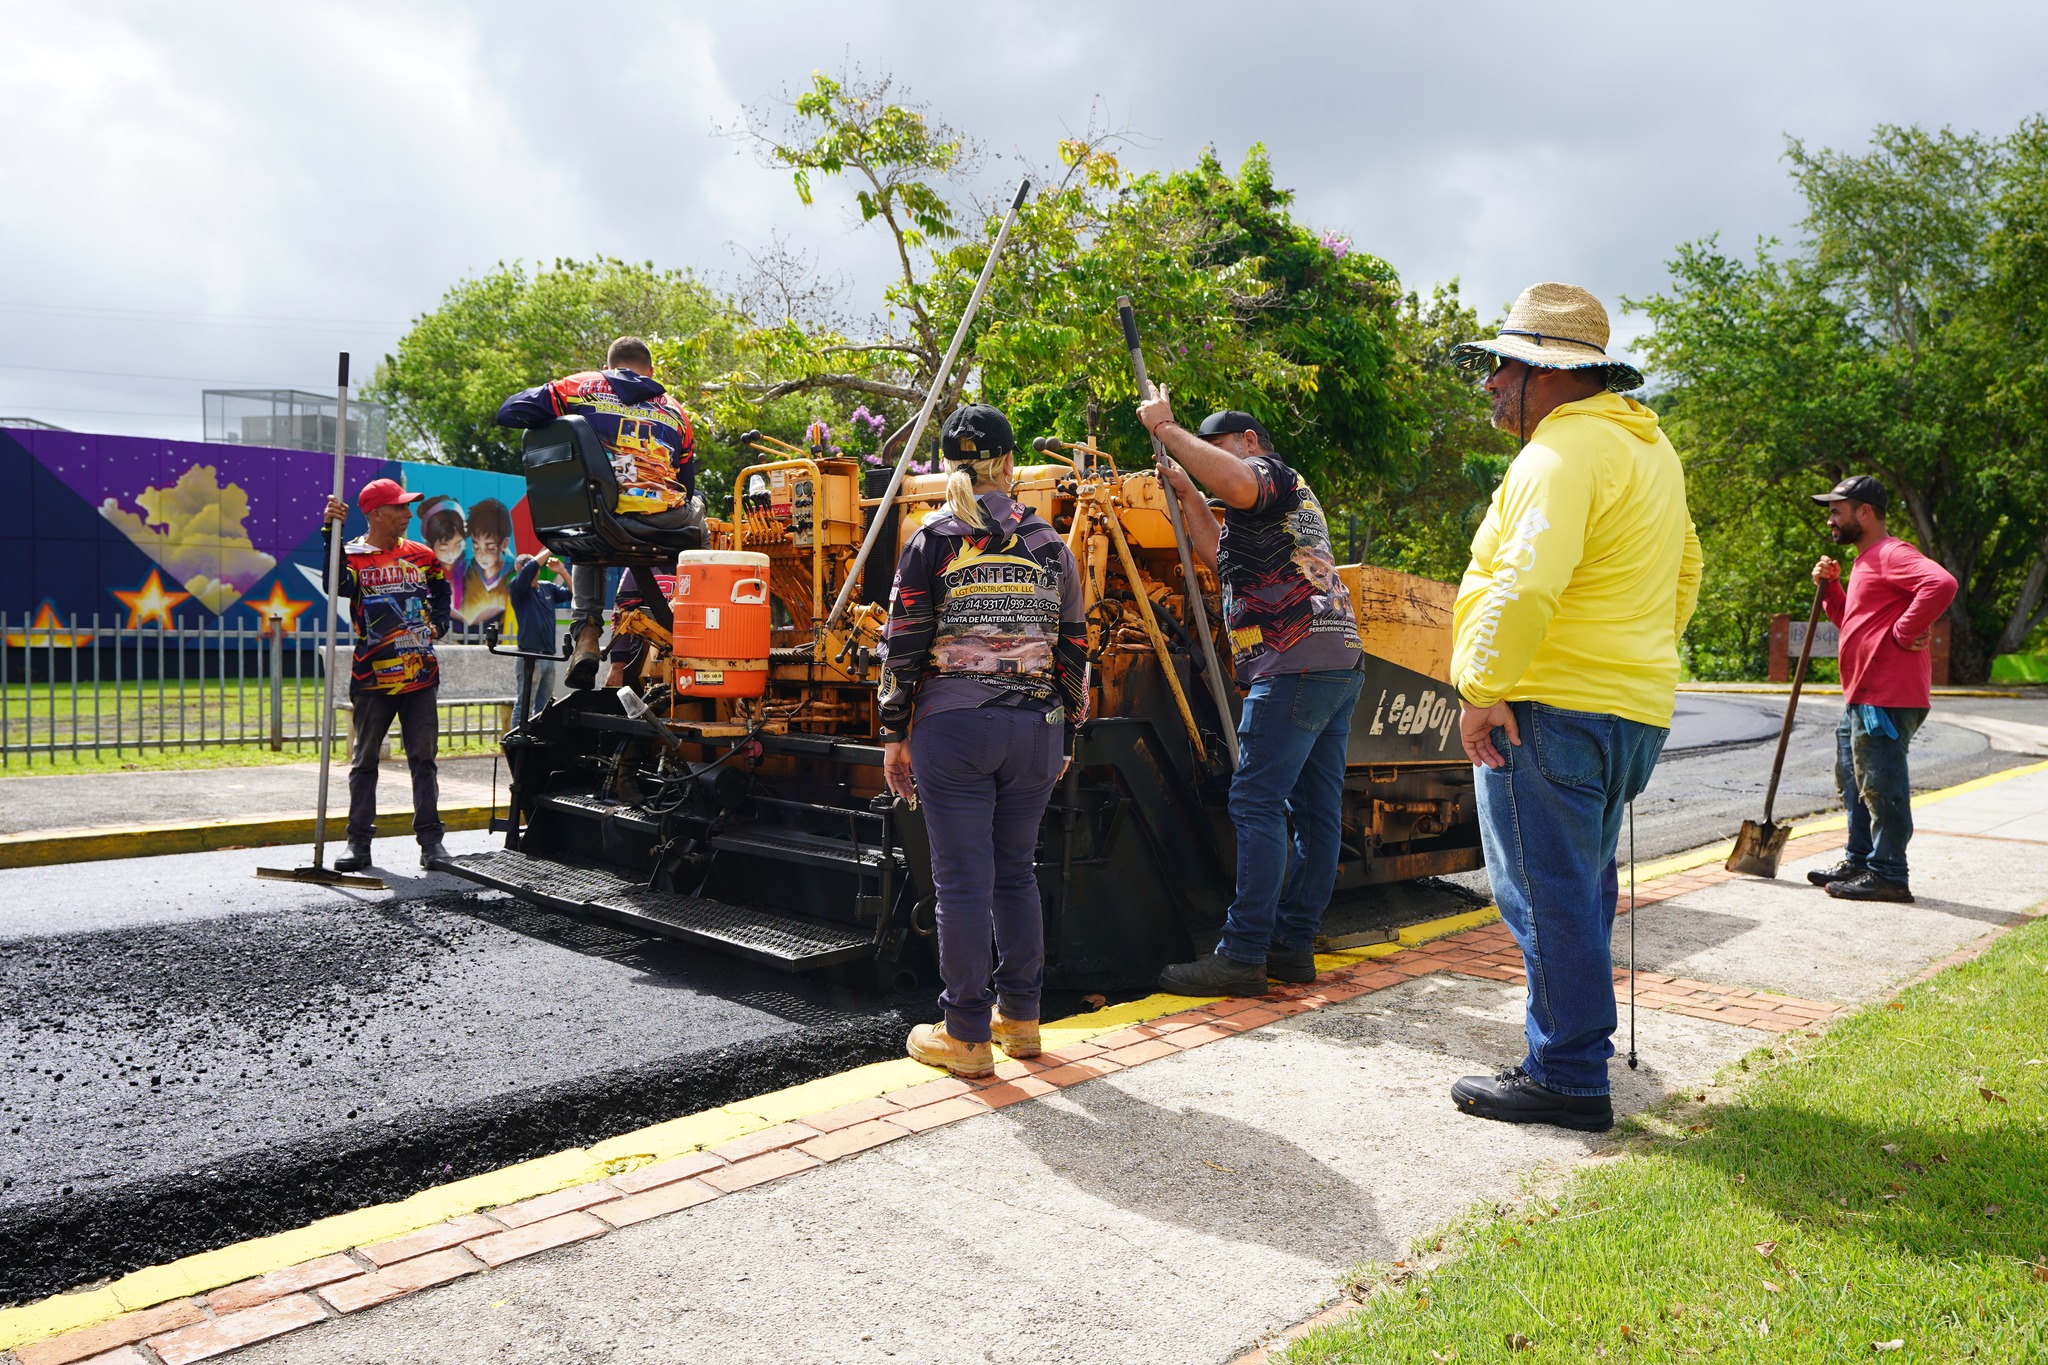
[0,611,513,768]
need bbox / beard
[1827,521,1858,545]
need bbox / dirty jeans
[1217,668,1366,965]
[910,706,1063,1043]
[346,685,443,845]
[512,658,556,729]
[570,564,607,631]
[1474,701,1668,1097]
[1836,705,1927,885]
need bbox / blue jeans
[512,657,556,729]
[911,706,1063,1043]
[1474,701,1668,1097]
[1836,706,1926,884]
[1216,668,1366,965]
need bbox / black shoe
[418,840,451,870]
[333,841,373,873]
[1806,859,1864,887]
[1266,948,1317,985]
[1158,952,1268,997]
[1824,870,1914,903]
[1451,1065,1614,1132]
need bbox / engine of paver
[445,430,1481,991]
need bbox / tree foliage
[1633,118,2048,680]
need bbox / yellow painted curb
[9,757,2048,1350]
[1676,683,2022,698]
[0,806,497,871]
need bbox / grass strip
[1284,917,2048,1363]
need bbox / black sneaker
[1266,948,1317,985]
[1451,1065,1614,1132]
[1158,952,1268,997]
[1824,870,1914,903]
[1806,859,1865,887]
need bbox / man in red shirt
[320,478,453,872]
[1808,475,1958,903]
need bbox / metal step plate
[443,849,872,971]
[710,826,900,872]
[538,793,663,833]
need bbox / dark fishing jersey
[323,529,452,697]
[496,368,696,514]
[1218,455,1362,684]
[878,492,1089,752]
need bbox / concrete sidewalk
[8,763,2042,1365]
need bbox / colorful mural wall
[0,428,538,634]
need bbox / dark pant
[346,686,443,844]
[1474,701,1668,1097]
[1836,706,1927,884]
[910,706,1063,1043]
[1217,668,1366,964]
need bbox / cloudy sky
[3,1,2042,440]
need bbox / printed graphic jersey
[496,368,696,515]
[878,492,1089,754]
[323,530,451,697]
[1217,455,1363,684]
[1450,391,1703,729]
[1820,536,1958,708]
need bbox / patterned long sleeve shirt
[877,492,1089,754]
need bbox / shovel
[258,352,386,891]
[1725,585,1824,878]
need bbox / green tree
[1632,118,2048,681]
[365,257,736,473]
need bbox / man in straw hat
[1444,283,1702,1132]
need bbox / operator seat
[521,415,706,568]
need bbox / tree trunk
[1995,542,2048,655]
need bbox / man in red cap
[320,478,453,871]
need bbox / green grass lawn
[1284,918,2048,1363]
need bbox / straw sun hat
[1450,282,1643,392]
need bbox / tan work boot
[907,1022,994,1078]
[564,621,604,690]
[991,1009,1040,1058]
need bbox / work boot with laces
[333,840,373,873]
[1158,951,1268,997]
[565,621,604,690]
[991,1009,1040,1058]
[1451,1065,1613,1132]
[1805,858,1865,887]
[907,1021,994,1078]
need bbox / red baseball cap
[357,478,423,512]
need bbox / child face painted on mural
[466,499,513,582]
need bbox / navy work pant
[910,706,1063,1043]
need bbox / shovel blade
[1724,819,1790,878]
[255,865,387,890]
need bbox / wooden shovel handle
[1761,587,1826,823]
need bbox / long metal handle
[1762,586,1826,823]
[825,178,1032,630]
[1118,297,1240,770]
[312,352,349,865]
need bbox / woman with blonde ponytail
[876,404,1090,1078]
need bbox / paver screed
[7,768,2045,1365]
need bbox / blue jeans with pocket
[1836,706,1926,885]
[1217,668,1367,965]
[910,705,1064,1043]
[1474,701,1668,1097]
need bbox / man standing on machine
[1806,475,1957,903]
[1137,390,1366,998]
[320,478,453,873]
[496,336,697,688]
[1444,283,1701,1133]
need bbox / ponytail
[944,453,1014,531]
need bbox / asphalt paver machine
[448,423,1481,991]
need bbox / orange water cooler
[668,550,772,698]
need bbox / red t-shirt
[1819,536,1958,708]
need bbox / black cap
[1810,475,1889,514]
[1196,409,1271,446]
[940,403,1015,461]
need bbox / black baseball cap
[1810,475,1889,514]
[1196,409,1271,445]
[940,403,1015,461]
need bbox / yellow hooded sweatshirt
[1451,391,1702,729]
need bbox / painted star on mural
[3,602,94,648]
[246,580,316,635]
[112,569,194,630]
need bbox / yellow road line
[8,756,2048,1350]
[0,806,498,870]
